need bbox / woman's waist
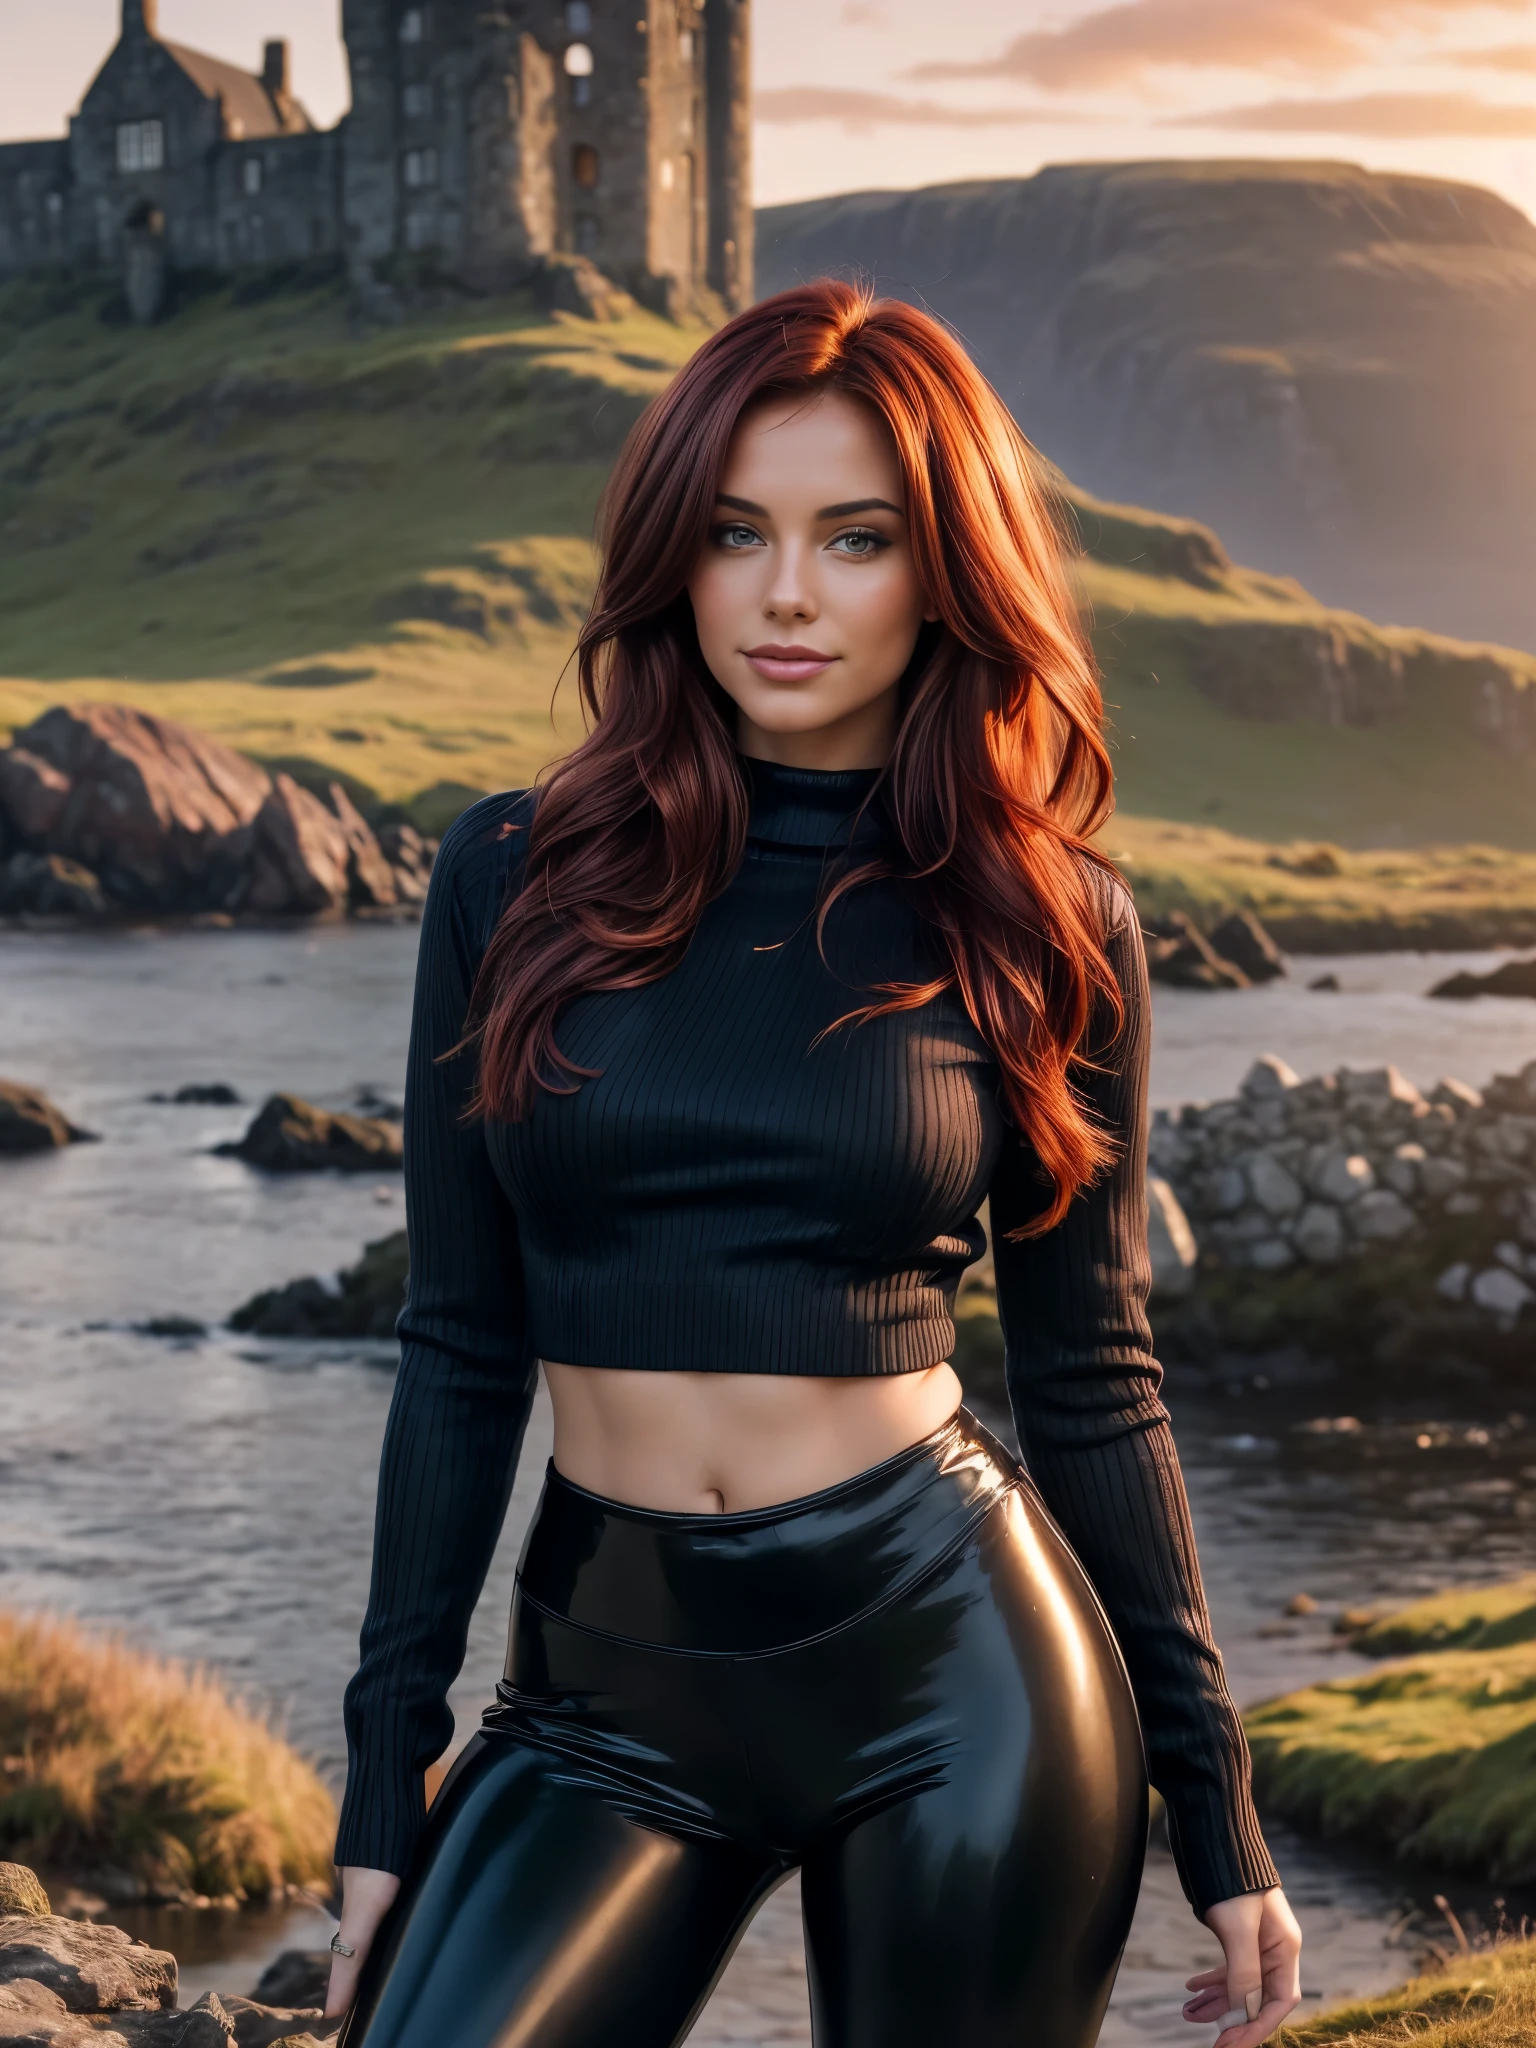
[512,1400,1019,1657]
[542,1356,964,1515]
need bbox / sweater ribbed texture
[336,756,1281,1916]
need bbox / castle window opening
[573,145,600,189]
[243,158,263,196]
[403,81,432,118]
[400,8,430,43]
[116,120,164,174]
[679,29,694,60]
[404,148,438,188]
[576,213,599,256]
[564,42,595,113]
[658,156,674,192]
[565,0,592,28]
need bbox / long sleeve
[989,879,1281,1918]
[336,796,538,1876]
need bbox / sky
[6,0,1536,221]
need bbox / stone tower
[339,0,753,314]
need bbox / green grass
[1243,1577,1536,1887]
[0,1608,336,1902]
[1352,1580,1536,1660]
[4,274,1536,871]
[1072,487,1536,852]
[0,274,700,806]
[1278,1939,1536,2047]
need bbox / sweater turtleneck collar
[740,753,890,852]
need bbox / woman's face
[687,387,938,771]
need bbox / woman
[328,281,1302,2048]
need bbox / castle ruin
[0,0,752,320]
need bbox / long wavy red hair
[466,279,1123,1233]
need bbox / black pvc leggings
[340,1410,1148,2048]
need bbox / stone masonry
[0,0,753,320]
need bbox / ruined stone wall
[0,142,72,278]
[210,130,342,270]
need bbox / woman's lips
[743,645,839,683]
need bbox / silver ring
[330,1933,357,1958]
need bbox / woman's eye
[829,528,887,558]
[717,523,763,549]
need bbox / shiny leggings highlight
[340,1410,1148,2048]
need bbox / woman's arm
[334,796,539,1880]
[988,876,1282,1919]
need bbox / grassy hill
[0,273,698,825]
[3,274,1536,907]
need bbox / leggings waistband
[513,1406,1018,1656]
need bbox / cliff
[757,161,1536,653]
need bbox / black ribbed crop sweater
[337,755,1280,1916]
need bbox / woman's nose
[763,548,817,623]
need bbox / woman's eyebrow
[714,493,907,520]
[819,497,905,519]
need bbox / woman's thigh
[341,1733,775,2048]
[797,1487,1148,2048]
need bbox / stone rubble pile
[1150,1054,1536,1323]
[0,705,435,921]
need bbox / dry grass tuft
[1280,1935,1536,2045]
[0,1610,335,1900]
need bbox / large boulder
[217,1095,402,1173]
[0,1081,97,1154]
[245,778,350,916]
[1208,910,1286,984]
[325,784,397,909]
[0,706,270,912]
[1144,913,1250,991]
[0,1914,176,2012]
[230,1231,407,1337]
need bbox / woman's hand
[1183,1886,1302,2045]
[325,1866,402,2018]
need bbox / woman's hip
[488,1407,1146,1854]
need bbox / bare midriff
[541,1361,965,1514]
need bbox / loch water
[3,922,1536,2038]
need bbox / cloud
[1443,41,1536,69]
[1170,88,1536,135]
[753,86,1088,128]
[911,0,1529,91]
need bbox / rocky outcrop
[217,1096,402,1174]
[0,1914,176,2011]
[0,1081,96,1154]
[1430,958,1536,1001]
[230,1232,407,1337]
[0,1928,334,2044]
[1143,909,1289,991]
[1150,1053,1536,1372]
[0,706,434,921]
